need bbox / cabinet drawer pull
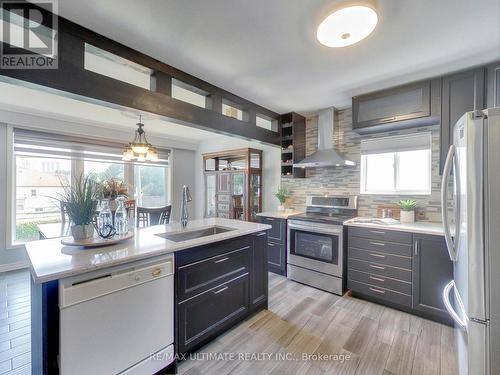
[266,218,275,221]
[369,253,386,258]
[255,232,267,237]
[369,287,386,294]
[268,243,275,247]
[370,242,385,247]
[213,286,229,294]
[370,230,386,234]
[369,264,385,270]
[214,257,229,264]
[369,276,385,282]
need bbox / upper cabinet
[440,67,485,173]
[352,79,441,133]
[487,61,500,108]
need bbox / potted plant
[56,174,99,240]
[97,178,129,210]
[274,187,289,211]
[397,199,417,224]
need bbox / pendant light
[317,1,378,48]
[122,115,159,161]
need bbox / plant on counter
[97,178,129,200]
[397,199,417,224]
[55,174,99,240]
[275,187,289,211]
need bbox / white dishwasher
[59,255,174,375]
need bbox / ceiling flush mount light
[122,115,159,162]
[317,2,378,47]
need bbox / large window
[15,156,71,243]
[134,165,168,207]
[11,129,170,245]
[360,133,432,195]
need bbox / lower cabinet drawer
[348,258,412,282]
[178,274,250,354]
[348,279,412,307]
[349,247,411,269]
[348,236,412,257]
[177,246,250,301]
[348,269,412,295]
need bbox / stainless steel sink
[156,226,235,242]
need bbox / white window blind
[360,132,432,195]
[13,128,170,166]
[360,132,431,155]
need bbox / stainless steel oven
[287,220,343,277]
[286,195,357,295]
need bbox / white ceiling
[57,0,500,114]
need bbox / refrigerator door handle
[442,280,467,328]
[441,145,461,261]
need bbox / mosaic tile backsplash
[281,108,443,222]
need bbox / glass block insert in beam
[84,43,153,90]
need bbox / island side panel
[31,278,59,375]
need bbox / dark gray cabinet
[347,226,453,325]
[175,233,268,355]
[257,216,287,275]
[412,234,453,324]
[347,227,413,308]
[440,67,485,173]
[250,232,268,309]
[352,79,440,133]
[487,61,500,108]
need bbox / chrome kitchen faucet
[181,185,193,228]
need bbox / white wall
[194,138,281,219]
[170,148,196,221]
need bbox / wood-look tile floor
[0,271,31,375]
[178,273,458,375]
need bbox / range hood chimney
[294,107,355,168]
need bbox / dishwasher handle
[60,259,173,309]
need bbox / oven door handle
[288,223,342,235]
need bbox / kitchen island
[26,218,271,375]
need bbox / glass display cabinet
[203,148,262,221]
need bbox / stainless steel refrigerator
[441,107,500,375]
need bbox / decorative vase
[71,224,94,240]
[400,210,415,224]
[278,204,285,211]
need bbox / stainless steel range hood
[294,107,355,168]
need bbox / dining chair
[136,205,172,228]
[124,199,136,220]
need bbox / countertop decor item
[397,199,417,224]
[122,115,159,162]
[61,231,134,248]
[98,178,128,201]
[274,187,289,211]
[54,174,99,241]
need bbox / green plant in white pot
[274,187,289,211]
[397,199,417,224]
[56,174,99,240]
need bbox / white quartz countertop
[256,210,302,219]
[344,218,446,236]
[26,218,272,283]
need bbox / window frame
[6,126,171,249]
[360,145,432,196]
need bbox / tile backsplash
[281,108,443,222]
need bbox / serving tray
[61,232,134,248]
